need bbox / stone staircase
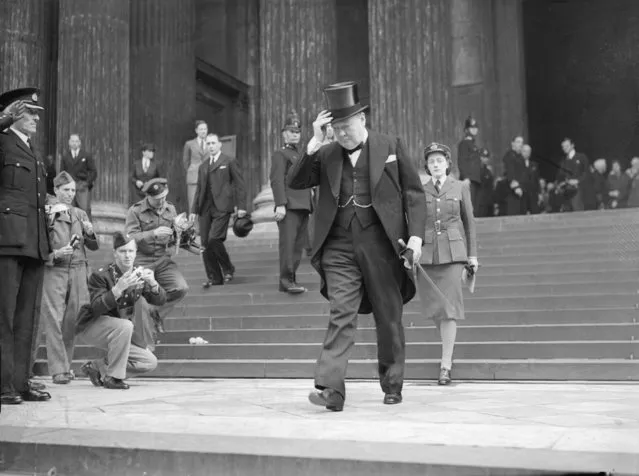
[35,209,639,380]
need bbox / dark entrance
[523,0,639,179]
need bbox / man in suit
[0,88,52,405]
[476,148,495,217]
[287,81,426,411]
[502,135,525,216]
[520,144,540,214]
[189,133,247,288]
[183,120,209,212]
[60,133,97,218]
[557,137,589,212]
[270,110,312,294]
[132,143,162,202]
[77,232,165,390]
[456,116,482,214]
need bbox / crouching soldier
[39,171,99,385]
[77,232,165,390]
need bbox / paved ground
[1,378,638,474]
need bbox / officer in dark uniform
[476,148,495,217]
[269,110,312,293]
[125,178,189,331]
[456,116,482,215]
[0,88,52,405]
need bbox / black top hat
[464,116,478,129]
[0,87,44,111]
[233,215,254,238]
[424,142,452,160]
[323,81,369,122]
[282,110,301,133]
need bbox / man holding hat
[0,87,52,405]
[77,232,165,389]
[456,116,482,215]
[288,81,426,411]
[125,178,189,332]
[38,171,99,385]
[269,109,312,294]
[131,143,162,202]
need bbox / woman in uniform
[419,142,478,385]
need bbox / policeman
[456,116,482,215]
[77,232,165,390]
[0,88,52,405]
[125,178,189,332]
[269,110,312,294]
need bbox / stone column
[130,0,195,213]
[368,0,454,168]
[252,0,337,223]
[0,0,49,153]
[56,0,130,243]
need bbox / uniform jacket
[75,261,167,334]
[192,153,247,214]
[125,198,178,263]
[421,176,477,265]
[0,114,13,131]
[0,128,51,259]
[287,130,426,313]
[61,149,97,190]
[131,158,162,199]
[182,138,208,184]
[46,200,99,267]
[269,143,313,211]
[457,137,481,184]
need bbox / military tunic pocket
[0,205,28,247]
[2,158,33,191]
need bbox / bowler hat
[232,215,253,238]
[282,110,301,133]
[0,87,44,111]
[323,81,369,122]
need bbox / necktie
[143,158,149,173]
[435,179,441,193]
[345,143,363,155]
[200,139,204,151]
[27,139,34,152]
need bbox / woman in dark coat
[419,142,478,385]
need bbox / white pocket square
[219,165,227,169]
[385,155,397,163]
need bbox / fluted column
[368,0,454,168]
[57,0,130,241]
[130,0,195,212]
[253,0,337,223]
[0,0,49,153]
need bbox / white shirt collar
[10,127,30,147]
[210,151,222,163]
[568,149,576,159]
[434,175,447,186]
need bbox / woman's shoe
[438,368,452,386]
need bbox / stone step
[35,357,639,380]
[46,340,637,361]
[156,323,638,344]
[170,293,639,317]
[165,308,637,330]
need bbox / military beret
[53,171,74,188]
[464,116,478,129]
[424,142,451,160]
[113,231,134,250]
[0,87,44,111]
[142,178,169,198]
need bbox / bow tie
[344,143,363,155]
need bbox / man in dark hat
[288,81,426,411]
[125,178,188,332]
[77,232,165,389]
[189,133,247,288]
[60,133,97,218]
[0,87,52,405]
[269,110,312,294]
[456,116,482,215]
[131,143,162,202]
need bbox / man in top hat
[76,232,165,389]
[131,143,162,202]
[269,110,313,294]
[287,81,426,411]
[0,87,52,405]
[125,178,189,332]
[456,116,482,215]
[189,133,247,288]
[60,133,97,218]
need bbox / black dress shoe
[21,388,51,401]
[438,368,452,386]
[383,393,403,405]
[308,388,344,412]
[29,379,46,391]
[1,393,23,405]
[202,280,223,288]
[81,361,103,387]
[150,309,165,334]
[104,376,130,390]
[279,283,307,294]
[223,273,234,283]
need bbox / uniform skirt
[416,263,465,321]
